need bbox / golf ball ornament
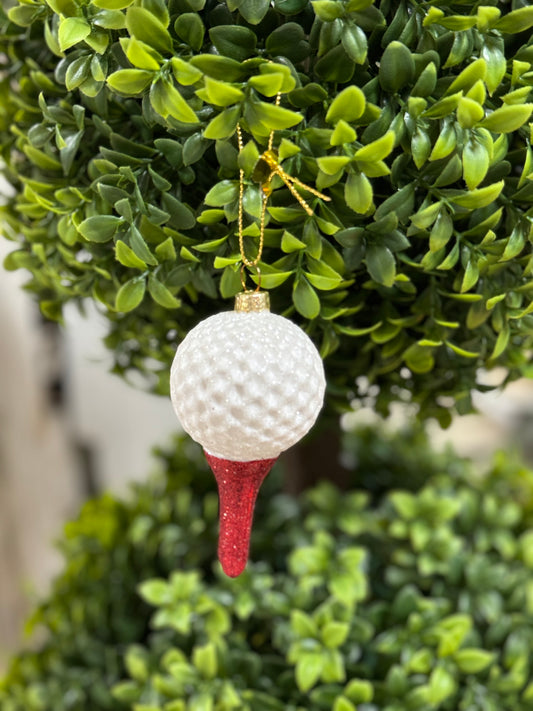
[170,291,326,577]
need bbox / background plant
[2,1,533,422]
[2,426,533,710]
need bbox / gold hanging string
[236,92,331,292]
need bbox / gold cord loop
[236,89,330,291]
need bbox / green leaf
[115,240,147,269]
[190,54,244,82]
[291,610,318,637]
[171,57,203,86]
[345,172,373,214]
[199,77,244,107]
[354,130,395,163]
[333,696,356,711]
[120,37,162,70]
[281,230,306,252]
[174,13,204,51]
[326,86,366,123]
[379,41,414,93]
[293,277,320,318]
[295,653,324,692]
[429,210,453,252]
[455,648,494,673]
[237,0,270,24]
[457,97,484,129]
[452,180,504,209]
[317,156,351,175]
[129,225,158,265]
[58,17,91,51]
[446,58,486,95]
[429,121,456,161]
[463,138,489,190]
[78,215,121,242]
[115,276,146,312]
[254,102,303,130]
[107,69,153,95]
[495,6,533,33]
[205,180,238,206]
[126,6,172,53]
[204,106,240,140]
[428,666,456,705]
[138,578,170,605]
[192,643,218,680]
[480,104,533,133]
[411,129,431,168]
[315,46,355,83]
[147,273,181,308]
[155,237,177,262]
[209,25,257,61]
[461,257,480,292]
[345,679,374,703]
[365,243,395,286]
[150,78,198,123]
[322,622,349,649]
[331,120,357,146]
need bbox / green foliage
[3,427,533,709]
[2,1,533,419]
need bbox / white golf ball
[170,310,326,461]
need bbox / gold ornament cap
[234,290,270,312]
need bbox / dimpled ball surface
[170,310,326,461]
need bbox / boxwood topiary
[2,426,533,710]
[2,1,533,422]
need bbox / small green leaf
[205,180,238,206]
[148,273,181,308]
[129,225,158,265]
[126,6,172,53]
[295,653,324,692]
[365,243,395,286]
[78,215,122,242]
[107,69,153,95]
[317,156,351,175]
[452,180,504,209]
[116,240,147,269]
[480,104,533,133]
[209,25,257,61]
[174,12,204,51]
[199,77,244,107]
[120,37,161,70]
[58,17,91,51]
[171,57,203,86]
[204,106,240,140]
[138,578,171,605]
[354,130,395,163]
[255,102,303,130]
[463,138,489,190]
[379,41,414,93]
[322,622,349,649]
[237,0,270,24]
[115,276,146,312]
[293,277,320,318]
[345,172,373,214]
[192,643,218,680]
[455,649,494,674]
[150,78,199,123]
[326,86,366,124]
[495,6,533,33]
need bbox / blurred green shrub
[2,1,533,420]
[3,426,533,710]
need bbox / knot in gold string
[236,93,330,291]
